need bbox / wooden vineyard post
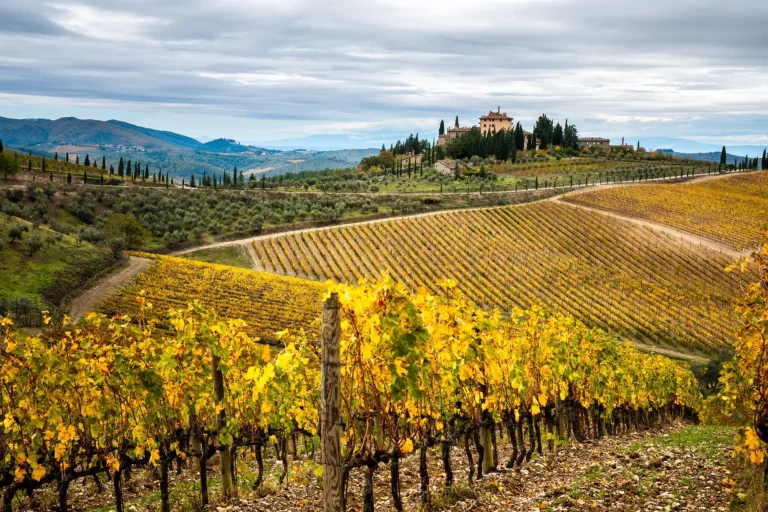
[322,293,343,512]
[212,351,235,498]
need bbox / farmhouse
[437,126,473,146]
[579,137,611,148]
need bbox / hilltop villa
[480,107,513,135]
[437,107,533,147]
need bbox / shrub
[78,226,105,244]
[27,234,43,255]
[44,233,61,246]
[14,296,34,316]
[5,189,23,203]
[8,225,24,242]
[110,237,124,260]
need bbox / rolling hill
[0,116,377,177]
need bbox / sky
[0,0,767,150]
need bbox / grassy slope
[183,245,253,268]
[0,216,113,310]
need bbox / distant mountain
[0,116,176,149]
[107,120,202,150]
[251,134,390,151]
[629,136,767,156]
[198,138,280,155]
[661,150,764,167]
[0,116,376,177]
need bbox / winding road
[68,256,153,321]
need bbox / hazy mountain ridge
[659,150,764,166]
[0,116,377,177]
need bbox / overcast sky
[0,0,767,149]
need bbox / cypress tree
[76,155,79,165]
[84,170,88,184]
[0,139,3,152]
[102,156,106,170]
[552,122,563,146]
[190,174,196,187]
[110,164,114,175]
[720,146,727,165]
[28,159,32,172]
[42,157,46,173]
[67,172,72,184]
[439,120,445,136]
[66,152,69,163]
[118,157,124,176]
[54,152,58,161]
[455,115,459,128]
[762,149,766,170]
[84,154,90,167]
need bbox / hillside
[565,171,768,250]
[0,116,377,177]
[0,215,114,322]
[251,200,749,355]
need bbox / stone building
[437,126,472,146]
[578,137,611,148]
[480,107,513,135]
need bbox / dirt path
[550,196,749,260]
[174,170,761,257]
[68,256,153,321]
[631,341,707,363]
[171,193,558,256]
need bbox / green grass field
[183,245,254,268]
[0,216,114,316]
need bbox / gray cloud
[0,0,766,146]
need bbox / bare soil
[68,256,153,321]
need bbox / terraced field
[252,201,752,355]
[564,171,768,250]
[99,253,324,341]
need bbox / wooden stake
[322,293,343,511]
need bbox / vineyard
[252,200,751,355]
[0,277,702,512]
[564,171,768,250]
[486,156,711,180]
[99,253,325,341]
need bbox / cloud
[0,0,766,147]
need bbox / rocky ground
[20,423,750,512]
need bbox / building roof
[523,130,533,136]
[480,111,512,120]
[448,127,473,133]
[579,137,610,142]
